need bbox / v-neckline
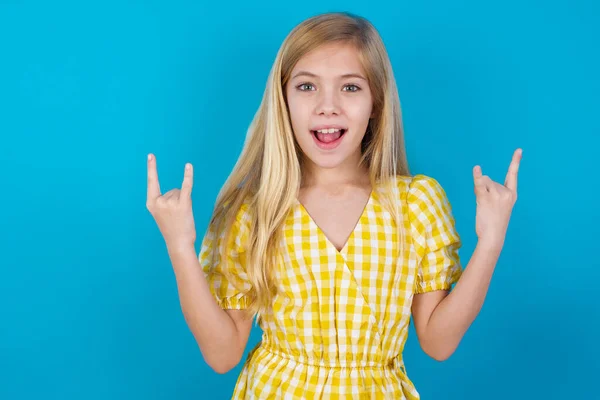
[296,190,373,256]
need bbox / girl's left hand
[473,148,522,250]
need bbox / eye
[343,84,361,92]
[296,83,315,91]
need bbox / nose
[316,88,341,116]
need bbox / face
[285,42,373,171]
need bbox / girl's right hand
[146,153,197,251]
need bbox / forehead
[291,42,365,77]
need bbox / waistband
[256,343,405,371]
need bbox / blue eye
[297,83,315,91]
[343,84,360,92]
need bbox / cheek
[287,98,310,131]
[347,100,373,126]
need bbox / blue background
[1,1,598,399]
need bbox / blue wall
[1,1,598,399]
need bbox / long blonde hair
[208,12,410,318]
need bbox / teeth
[316,128,342,134]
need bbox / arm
[145,154,253,374]
[411,240,501,361]
[169,244,253,374]
[411,149,522,361]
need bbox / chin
[303,152,352,170]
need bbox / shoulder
[405,174,450,208]
[397,175,460,257]
[217,194,254,225]
[395,174,455,231]
[388,174,449,205]
[233,198,253,226]
[204,196,254,247]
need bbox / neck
[301,154,369,188]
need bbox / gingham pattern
[199,174,462,399]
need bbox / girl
[146,12,521,399]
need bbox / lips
[312,128,346,143]
[310,126,347,150]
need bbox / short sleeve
[408,175,463,294]
[199,203,253,310]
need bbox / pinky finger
[181,163,193,198]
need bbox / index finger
[504,148,522,191]
[147,153,162,200]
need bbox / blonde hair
[208,12,410,318]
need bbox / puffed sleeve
[199,202,253,309]
[408,175,463,294]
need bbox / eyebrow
[291,71,367,81]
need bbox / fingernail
[148,154,152,161]
[186,163,191,170]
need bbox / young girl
[146,12,521,399]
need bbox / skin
[146,156,252,374]
[286,42,375,251]
[284,41,524,361]
[146,40,523,371]
[411,150,522,360]
[286,41,373,177]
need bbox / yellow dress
[199,175,463,399]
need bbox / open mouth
[311,128,347,145]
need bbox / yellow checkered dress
[199,174,463,399]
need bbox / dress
[199,174,463,399]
